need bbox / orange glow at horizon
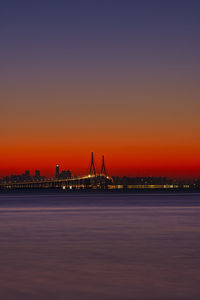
[1,138,200,178]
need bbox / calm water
[0,192,200,300]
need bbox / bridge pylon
[89,152,96,176]
[101,155,107,176]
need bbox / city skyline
[1,1,200,178]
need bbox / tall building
[59,170,72,179]
[56,165,59,178]
[35,170,40,178]
[23,170,31,181]
[25,170,30,177]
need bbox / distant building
[24,170,30,177]
[24,170,31,181]
[59,170,72,179]
[0,170,45,184]
[35,170,40,177]
[56,165,60,178]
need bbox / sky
[1,0,200,178]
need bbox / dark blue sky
[1,1,200,67]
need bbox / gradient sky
[1,0,200,178]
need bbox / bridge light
[62,186,66,190]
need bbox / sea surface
[0,192,200,300]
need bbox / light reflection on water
[0,193,200,300]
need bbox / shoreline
[1,188,200,194]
